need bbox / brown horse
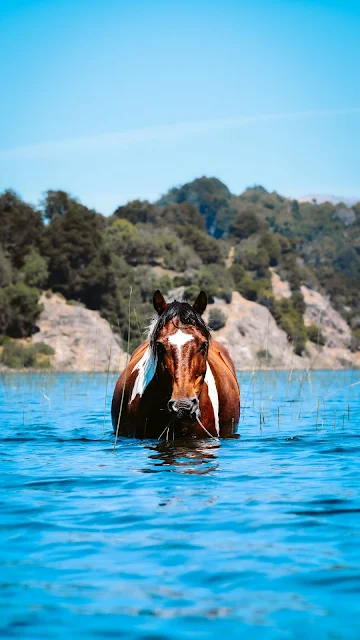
[111,290,240,439]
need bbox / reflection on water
[1,371,360,639]
[144,440,220,474]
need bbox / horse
[111,290,240,439]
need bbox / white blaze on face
[167,329,194,353]
[204,362,219,435]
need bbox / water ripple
[0,371,359,639]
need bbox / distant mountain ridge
[299,194,359,206]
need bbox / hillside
[0,179,359,369]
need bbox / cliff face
[301,285,351,349]
[205,289,359,370]
[31,287,358,372]
[204,291,303,369]
[203,264,360,370]
[33,293,126,372]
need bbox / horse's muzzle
[168,397,199,421]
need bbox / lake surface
[1,370,360,639]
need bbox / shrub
[0,341,54,368]
[291,290,306,315]
[235,273,258,301]
[183,284,201,302]
[230,263,245,286]
[158,275,173,294]
[257,348,271,360]
[350,329,360,352]
[31,342,55,356]
[272,298,307,355]
[306,323,325,346]
[208,308,227,331]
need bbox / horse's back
[209,339,237,377]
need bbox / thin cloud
[1,108,360,160]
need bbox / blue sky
[0,0,359,214]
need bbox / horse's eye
[156,341,165,352]
[200,341,208,353]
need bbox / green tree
[229,210,265,239]
[0,248,13,287]
[41,190,73,220]
[272,298,307,355]
[0,190,43,269]
[161,202,207,230]
[43,199,117,311]
[105,219,163,266]
[0,282,43,338]
[113,200,159,225]
[158,176,234,237]
[291,199,300,218]
[260,232,281,266]
[178,226,224,264]
[21,249,49,288]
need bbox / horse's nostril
[168,397,199,418]
[168,399,178,413]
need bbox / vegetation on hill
[0,177,359,355]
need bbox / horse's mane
[148,300,211,352]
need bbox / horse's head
[151,289,210,423]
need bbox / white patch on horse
[130,347,157,403]
[204,362,219,435]
[167,329,194,351]
[147,315,158,341]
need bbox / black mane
[149,300,211,350]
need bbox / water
[1,370,360,639]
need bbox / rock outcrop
[270,268,291,299]
[205,290,359,370]
[32,293,127,372]
[301,285,351,349]
[29,288,358,372]
[204,291,305,370]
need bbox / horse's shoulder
[209,339,237,377]
[131,339,150,362]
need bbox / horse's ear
[193,291,207,315]
[153,290,168,315]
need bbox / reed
[315,399,319,430]
[102,336,113,439]
[114,286,132,451]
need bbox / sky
[0,0,359,214]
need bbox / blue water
[1,370,360,639]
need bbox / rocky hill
[32,293,127,372]
[203,280,358,371]
[26,288,358,372]
[1,177,359,370]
